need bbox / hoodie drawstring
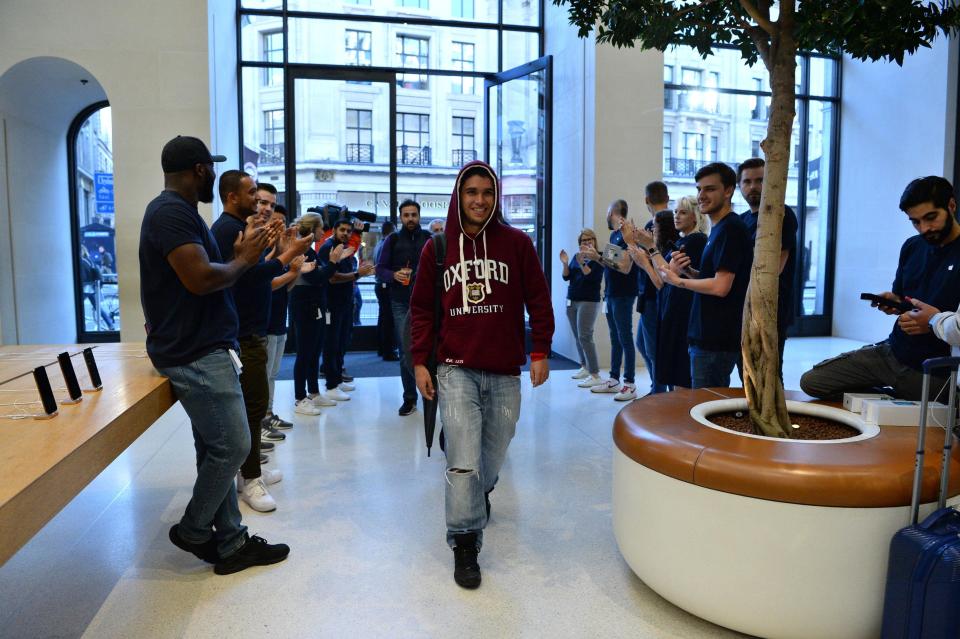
[482,233,491,294]
[459,233,468,312]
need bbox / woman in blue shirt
[561,228,605,388]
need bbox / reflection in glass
[241,67,285,196]
[75,106,118,334]
[241,13,283,64]
[502,30,540,71]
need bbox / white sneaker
[577,375,605,388]
[239,477,276,512]
[308,393,336,407]
[571,367,590,380]
[614,383,637,402]
[338,382,356,392]
[590,379,621,394]
[261,468,282,485]
[294,398,322,415]
[325,388,351,402]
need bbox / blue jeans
[391,299,417,403]
[605,296,636,384]
[689,345,740,389]
[438,364,521,550]
[157,349,249,559]
[636,307,666,394]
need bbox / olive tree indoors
[556,0,960,437]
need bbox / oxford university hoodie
[410,161,554,377]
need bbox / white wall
[0,0,230,344]
[833,38,955,342]
[546,4,663,372]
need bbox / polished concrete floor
[0,337,864,639]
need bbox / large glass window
[397,35,429,89]
[70,103,119,341]
[238,2,544,331]
[663,46,840,332]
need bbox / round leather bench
[611,387,960,639]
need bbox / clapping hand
[559,249,569,265]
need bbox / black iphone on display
[859,293,917,313]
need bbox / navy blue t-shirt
[318,238,357,309]
[210,213,283,338]
[637,218,661,313]
[603,229,640,299]
[688,213,753,352]
[889,234,960,370]
[563,255,603,302]
[139,190,239,368]
[741,205,798,329]
[266,274,289,336]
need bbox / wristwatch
[647,248,660,257]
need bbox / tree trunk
[741,4,797,438]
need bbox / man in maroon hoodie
[410,161,554,589]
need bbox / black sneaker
[263,414,293,431]
[260,453,269,464]
[399,400,416,416]
[260,440,275,451]
[261,425,285,442]
[169,524,219,563]
[214,535,290,575]
[452,533,481,589]
[383,353,400,362]
[342,371,354,383]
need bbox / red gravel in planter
[710,411,860,440]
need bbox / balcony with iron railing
[397,145,431,166]
[260,143,284,164]
[663,158,738,177]
[346,143,374,163]
[452,149,477,167]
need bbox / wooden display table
[0,343,174,566]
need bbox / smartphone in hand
[859,293,916,313]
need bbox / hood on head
[445,160,502,240]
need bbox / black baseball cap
[161,136,227,173]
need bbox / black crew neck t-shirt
[889,234,960,370]
[139,190,239,368]
[318,238,357,309]
[688,213,753,352]
[740,205,798,329]
[210,213,283,338]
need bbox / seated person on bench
[800,177,960,400]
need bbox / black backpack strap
[429,232,446,368]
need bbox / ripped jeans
[438,364,521,550]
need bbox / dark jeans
[636,307,666,394]
[689,345,740,389]
[157,349,249,559]
[353,285,362,326]
[391,299,417,402]
[290,297,324,400]
[375,282,397,357]
[238,334,268,480]
[323,301,353,390]
[799,341,945,401]
[605,296,636,384]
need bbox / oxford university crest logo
[466,282,486,304]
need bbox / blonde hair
[676,195,710,235]
[296,212,323,237]
[577,228,598,247]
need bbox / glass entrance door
[286,71,397,348]
[485,56,552,272]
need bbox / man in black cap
[318,215,375,402]
[140,135,294,575]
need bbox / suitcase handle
[918,505,960,532]
[922,356,960,374]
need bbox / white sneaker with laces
[294,398,322,415]
[261,468,282,485]
[338,382,356,392]
[325,388,351,402]
[240,477,276,512]
[614,383,637,402]
[308,393,336,407]
[571,367,589,380]
[590,379,621,394]
[578,375,605,388]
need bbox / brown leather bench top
[614,388,960,507]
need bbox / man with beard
[211,170,313,513]
[660,162,753,388]
[376,199,430,415]
[737,158,798,380]
[801,177,960,400]
[140,136,292,574]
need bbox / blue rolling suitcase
[881,356,960,639]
